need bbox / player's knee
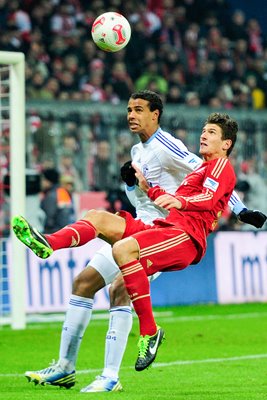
[83,209,105,224]
[109,277,130,307]
[112,241,125,266]
[72,267,105,298]
[72,272,93,297]
[112,238,138,266]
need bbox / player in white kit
[23,91,266,392]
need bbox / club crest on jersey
[142,164,149,177]
[203,177,219,192]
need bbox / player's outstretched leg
[135,326,165,371]
[12,215,53,259]
[25,361,75,389]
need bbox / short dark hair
[130,90,163,122]
[205,112,238,156]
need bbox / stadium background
[1,0,267,319]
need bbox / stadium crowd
[1,0,267,234]
[0,0,266,108]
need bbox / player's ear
[223,139,232,151]
[152,109,159,121]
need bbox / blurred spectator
[89,112,109,141]
[245,74,265,109]
[247,18,264,58]
[135,61,168,95]
[58,150,83,192]
[89,140,113,191]
[50,2,78,38]
[28,114,57,167]
[189,60,217,104]
[206,26,224,60]
[159,12,182,51]
[41,77,61,99]
[208,96,223,108]
[124,18,151,80]
[129,2,161,38]
[40,153,56,171]
[81,72,107,102]
[213,57,233,86]
[39,168,75,233]
[60,173,76,222]
[26,71,48,99]
[226,9,248,41]
[237,160,267,229]
[7,0,32,43]
[107,61,134,101]
[0,0,9,31]
[185,91,200,107]
[166,84,184,104]
[58,69,79,95]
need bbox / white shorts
[87,241,162,285]
[88,242,120,285]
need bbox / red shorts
[119,211,198,276]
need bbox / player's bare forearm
[154,194,182,210]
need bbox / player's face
[127,98,159,142]
[199,123,231,161]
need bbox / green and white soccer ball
[91,12,131,52]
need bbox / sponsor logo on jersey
[203,177,219,192]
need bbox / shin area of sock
[46,220,97,250]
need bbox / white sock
[102,306,133,380]
[59,294,93,372]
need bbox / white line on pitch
[18,310,267,329]
[1,353,267,378]
[157,311,267,323]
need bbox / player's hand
[238,209,267,228]
[154,194,182,210]
[132,163,150,193]
[120,160,137,186]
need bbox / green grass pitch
[1,303,267,400]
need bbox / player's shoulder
[155,128,189,151]
[210,156,232,166]
[209,157,235,176]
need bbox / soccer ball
[91,12,131,52]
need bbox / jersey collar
[145,127,162,144]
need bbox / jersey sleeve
[228,190,246,215]
[175,158,236,211]
[125,184,137,208]
[148,185,168,200]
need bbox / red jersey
[148,157,236,262]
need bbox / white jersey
[126,127,245,223]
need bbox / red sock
[45,219,97,250]
[120,260,157,336]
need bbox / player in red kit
[12,113,238,372]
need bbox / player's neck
[203,154,228,162]
[139,126,159,143]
